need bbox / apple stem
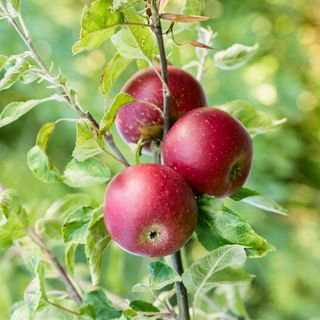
[0,3,130,168]
[150,1,191,320]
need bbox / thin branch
[150,0,170,137]
[0,5,129,167]
[28,227,83,306]
[45,299,81,316]
[150,1,190,320]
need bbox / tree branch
[150,1,190,320]
[28,227,83,306]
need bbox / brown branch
[28,227,83,306]
[150,1,190,320]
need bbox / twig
[0,3,129,167]
[150,1,190,320]
[150,0,170,137]
[45,299,81,316]
[27,227,83,306]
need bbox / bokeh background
[0,0,319,319]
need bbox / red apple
[162,108,253,198]
[115,66,207,149]
[104,164,198,257]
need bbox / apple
[115,66,207,149]
[104,164,198,257]
[162,108,253,198]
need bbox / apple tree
[0,0,287,319]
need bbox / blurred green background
[0,0,320,319]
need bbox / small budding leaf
[230,187,288,215]
[214,43,259,70]
[182,245,253,294]
[0,189,28,249]
[99,52,131,96]
[217,100,287,137]
[100,92,135,134]
[27,122,62,183]
[196,196,275,257]
[63,157,111,188]
[72,0,124,54]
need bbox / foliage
[1,0,319,319]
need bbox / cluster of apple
[103,66,253,257]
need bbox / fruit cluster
[104,67,253,257]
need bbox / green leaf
[148,261,181,290]
[217,100,287,137]
[100,92,135,134]
[214,43,259,70]
[182,245,252,294]
[99,53,130,96]
[196,196,275,257]
[63,157,111,188]
[129,300,159,313]
[62,207,93,244]
[215,286,249,319]
[230,187,288,215]
[11,304,31,320]
[111,29,145,60]
[45,193,97,219]
[0,55,8,70]
[183,0,204,15]
[73,119,103,162]
[17,238,59,278]
[85,207,111,286]
[123,8,156,61]
[36,218,62,239]
[27,122,62,183]
[0,96,56,128]
[111,6,156,62]
[24,260,46,317]
[0,189,28,248]
[65,243,78,273]
[0,56,29,91]
[72,0,124,54]
[84,290,121,319]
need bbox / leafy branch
[0,1,129,167]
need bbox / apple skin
[115,66,207,148]
[104,164,198,257]
[162,108,253,198]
